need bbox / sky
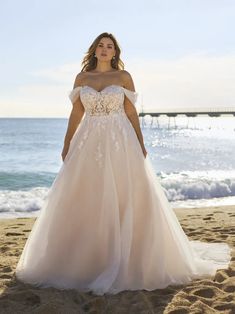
[0,0,235,117]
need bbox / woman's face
[95,37,116,62]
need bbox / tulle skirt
[15,112,231,295]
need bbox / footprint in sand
[214,271,229,283]
[0,246,10,253]
[224,268,235,277]
[214,303,235,312]
[187,231,200,236]
[0,274,11,279]
[227,231,235,235]
[5,232,24,236]
[204,237,218,242]
[166,308,188,314]
[203,217,212,221]
[192,287,216,299]
[220,234,229,239]
[223,277,235,293]
[4,241,15,245]
[2,266,12,272]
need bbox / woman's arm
[62,73,85,161]
[122,71,147,158]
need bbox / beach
[0,205,234,314]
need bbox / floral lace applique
[111,129,120,151]
[114,113,129,144]
[80,86,125,116]
[77,128,89,151]
[95,142,103,168]
[71,85,135,166]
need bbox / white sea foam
[0,187,48,218]
[1,170,235,218]
[160,170,235,201]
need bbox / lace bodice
[68,85,138,116]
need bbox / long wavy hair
[81,32,124,72]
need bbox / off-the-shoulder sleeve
[68,86,82,104]
[123,87,138,105]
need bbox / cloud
[1,53,235,117]
[126,53,235,111]
[32,62,81,83]
[0,84,73,118]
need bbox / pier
[138,107,235,129]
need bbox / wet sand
[0,205,234,313]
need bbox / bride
[15,32,231,295]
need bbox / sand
[0,205,234,314]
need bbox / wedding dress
[15,84,231,295]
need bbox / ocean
[1,116,235,218]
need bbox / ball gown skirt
[15,85,231,295]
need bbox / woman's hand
[61,144,69,162]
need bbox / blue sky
[0,0,234,117]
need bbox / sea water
[0,116,235,218]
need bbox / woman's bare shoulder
[120,70,135,89]
[120,69,132,77]
[73,71,87,88]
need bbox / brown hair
[81,32,124,72]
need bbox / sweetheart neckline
[69,84,138,104]
[81,84,124,93]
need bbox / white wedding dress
[15,85,231,295]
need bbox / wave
[0,187,49,218]
[159,170,235,201]
[1,170,235,218]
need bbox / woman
[15,32,231,295]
